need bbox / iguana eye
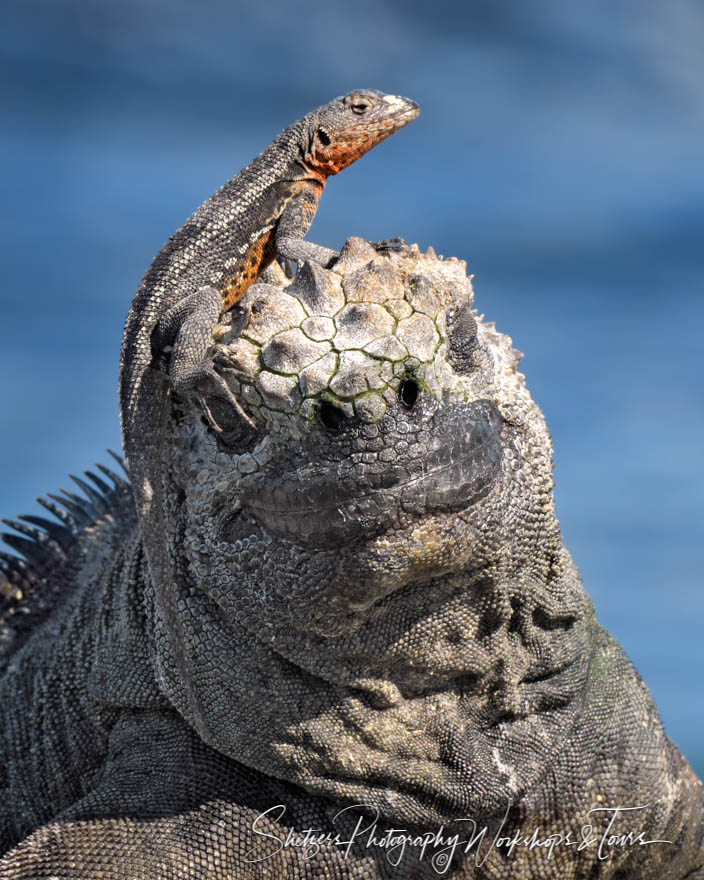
[317,128,331,147]
[318,400,345,431]
[398,378,420,408]
[351,101,369,115]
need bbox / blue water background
[1,1,702,773]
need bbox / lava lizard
[121,88,418,441]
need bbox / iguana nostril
[398,378,419,408]
[318,400,345,431]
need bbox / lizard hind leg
[151,285,255,435]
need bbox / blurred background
[1,0,702,773]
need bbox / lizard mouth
[240,400,503,548]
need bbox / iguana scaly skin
[1,121,703,879]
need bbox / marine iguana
[0,111,702,880]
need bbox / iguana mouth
[241,400,503,548]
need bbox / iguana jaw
[239,399,503,549]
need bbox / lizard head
[303,89,419,176]
[147,238,591,823]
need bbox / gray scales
[0,92,702,879]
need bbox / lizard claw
[175,365,256,436]
[204,369,256,434]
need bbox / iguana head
[142,239,592,824]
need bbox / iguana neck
[144,463,591,826]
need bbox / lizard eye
[317,128,331,147]
[344,93,373,115]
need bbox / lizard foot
[152,285,256,439]
[276,236,339,270]
[173,363,257,445]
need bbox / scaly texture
[1,237,702,878]
[121,88,418,451]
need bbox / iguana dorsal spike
[49,492,95,526]
[68,474,109,515]
[1,456,136,673]
[17,515,75,552]
[36,495,79,531]
[1,519,40,540]
[96,462,128,489]
[0,520,66,560]
[83,469,111,496]
[0,533,56,571]
[107,448,129,477]
[0,551,37,589]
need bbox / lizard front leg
[275,181,338,267]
